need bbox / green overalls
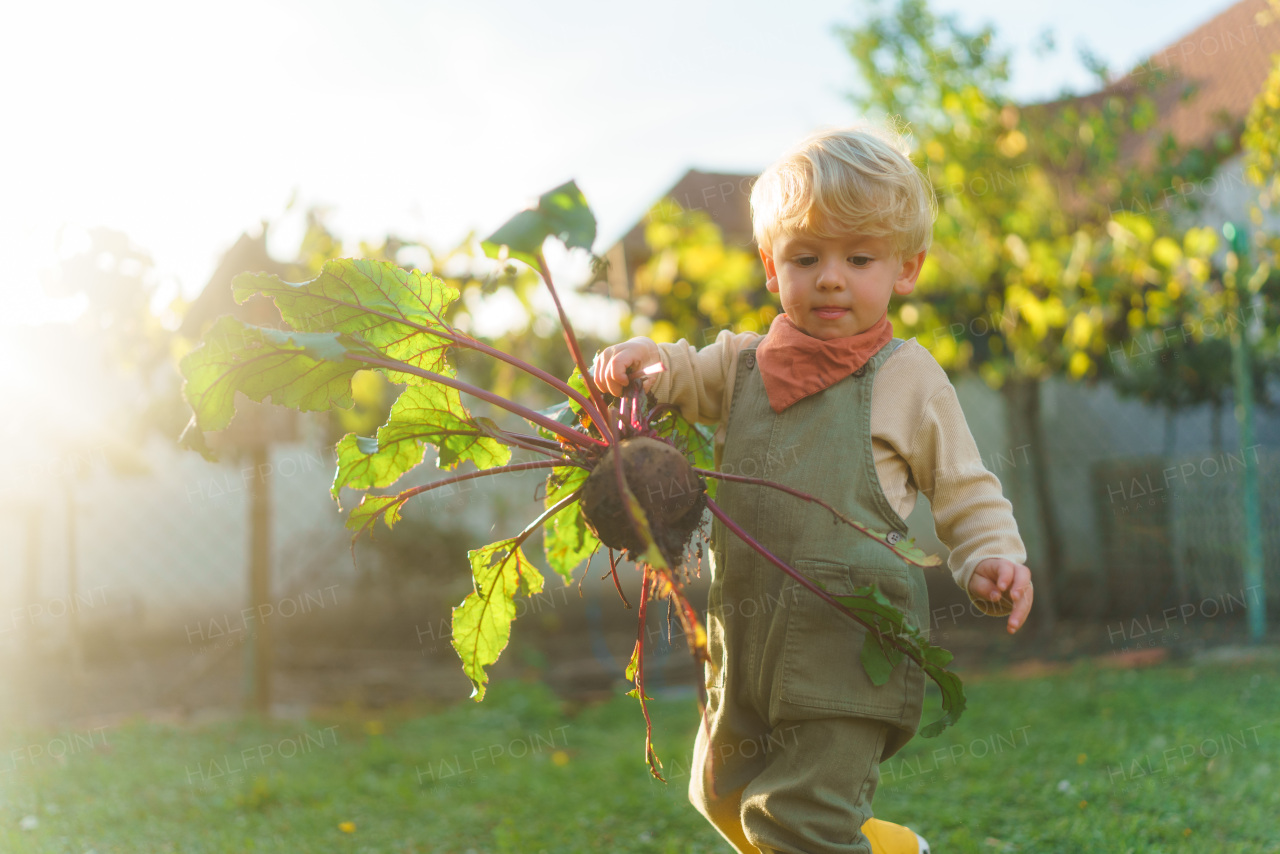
[689,338,930,854]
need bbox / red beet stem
[350,459,574,527]
[533,251,617,445]
[262,289,611,438]
[470,423,583,462]
[345,459,577,569]
[512,483,585,540]
[349,353,606,449]
[694,468,936,569]
[704,497,919,663]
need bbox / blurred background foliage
[625,201,769,345]
[38,227,193,476]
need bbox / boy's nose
[815,261,845,290]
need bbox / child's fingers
[603,353,634,397]
[967,571,1000,602]
[969,558,1033,632]
[612,354,638,395]
[613,350,648,395]
[593,348,626,397]
[1007,580,1033,634]
[969,558,1011,599]
[592,341,657,397]
[1006,566,1034,633]
[589,350,611,395]
[596,362,617,397]
[994,559,1016,594]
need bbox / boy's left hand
[968,558,1033,634]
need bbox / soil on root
[580,437,706,567]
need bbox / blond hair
[750,121,937,260]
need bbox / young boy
[591,125,1034,854]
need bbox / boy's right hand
[591,337,662,397]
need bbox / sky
[0,0,1236,330]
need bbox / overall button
[744,352,756,369]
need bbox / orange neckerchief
[754,311,892,413]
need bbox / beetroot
[580,437,706,565]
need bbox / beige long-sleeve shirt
[652,329,1025,617]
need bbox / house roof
[615,169,758,260]
[1029,0,1280,168]
[1121,0,1279,154]
[179,230,289,340]
[586,169,758,299]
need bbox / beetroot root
[580,437,706,565]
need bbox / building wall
[902,369,1280,618]
[0,424,536,657]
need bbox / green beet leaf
[344,492,410,536]
[179,315,378,456]
[823,580,967,738]
[860,626,905,687]
[565,367,598,432]
[452,538,545,701]
[232,259,459,387]
[482,181,596,269]
[332,381,511,503]
[542,465,599,584]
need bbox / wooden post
[247,443,272,716]
[20,505,42,720]
[64,480,84,680]
[232,401,276,718]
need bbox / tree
[1098,219,1277,454]
[836,0,1248,626]
[43,226,192,443]
[627,200,769,346]
[1088,38,1280,454]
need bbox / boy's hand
[591,337,662,397]
[968,558,1033,634]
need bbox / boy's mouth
[813,307,849,319]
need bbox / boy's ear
[760,247,779,293]
[893,248,927,297]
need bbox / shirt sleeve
[905,376,1028,618]
[651,329,762,425]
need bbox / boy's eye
[796,256,818,267]
[850,255,872,267]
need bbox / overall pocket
[777,554,918,720]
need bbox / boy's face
[759,228,926,340]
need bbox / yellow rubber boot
[861,817,931,853]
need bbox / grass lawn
[3,655,1278,853]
